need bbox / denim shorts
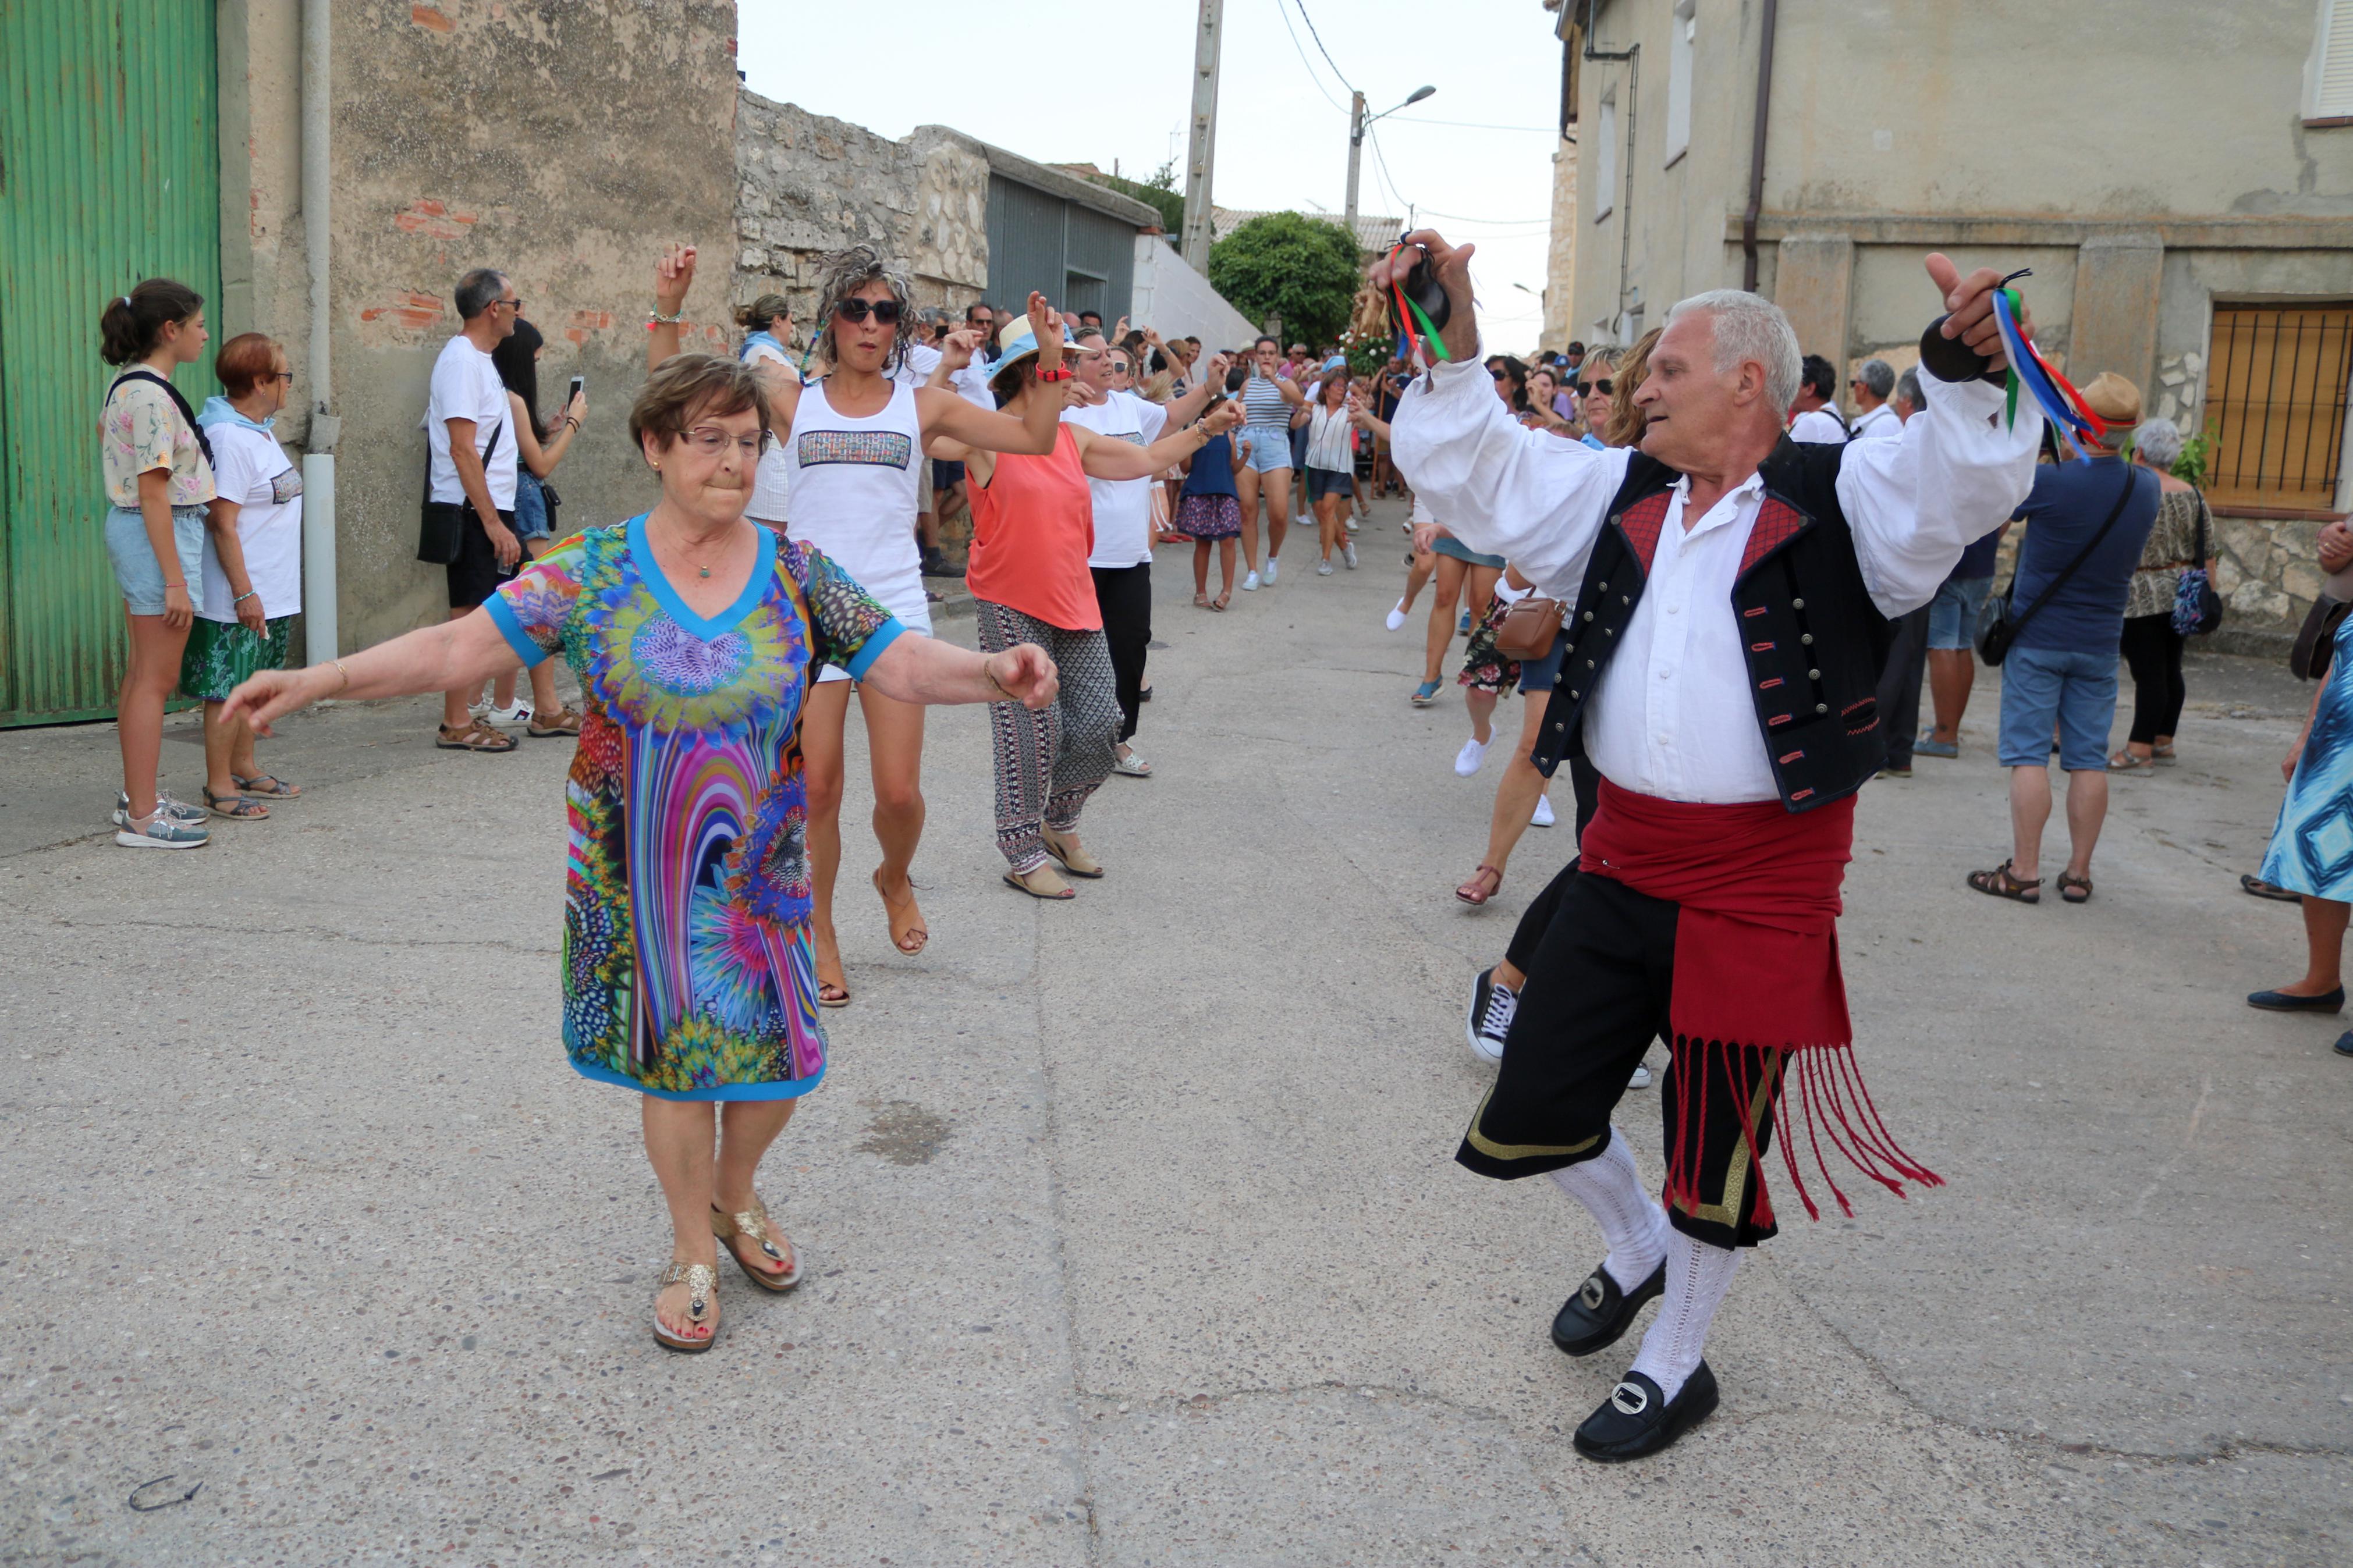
[1928,574,1993,649]
[1241,423,1295,473]
[105,504,207,616]
[1518,631,1567,694]
[1306,466,1354,501]
[512,471,552,541]
[1997,645,2118,771]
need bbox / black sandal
[1967,859,2042,904]
[2056,871,2092,904]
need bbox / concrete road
[3,497,2347,1566]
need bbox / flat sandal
[651,1261,719,1352]
[711,1197,803,1292]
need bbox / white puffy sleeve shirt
[1391,337,2042,801]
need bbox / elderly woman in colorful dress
[225,350,1059,1352]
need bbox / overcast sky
[737,0,1563,351]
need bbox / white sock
[1627,1232,1743,1402]
[1547,1130,1670,1292]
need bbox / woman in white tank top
[733,293,800,525]
[650,243,1069,1007]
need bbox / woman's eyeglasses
[832,298,903,325]
[1580,378,1613,396]
[681,426,768,459]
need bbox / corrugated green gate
[0,1,219,726]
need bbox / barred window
[2203,304,2353,514]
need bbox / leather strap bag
[1493,593,1566,661]
[1975,466,2140,667]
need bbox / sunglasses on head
[1581,378,1613,396]
[833,298,903,325]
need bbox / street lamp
[1345,85,1436,244]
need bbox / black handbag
[416,418,503,566]
[1976,466,2142,667]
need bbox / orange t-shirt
[965,425,1102,632]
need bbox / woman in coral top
[934,315,1242,897]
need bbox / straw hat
[2079,372,2142,430]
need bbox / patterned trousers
[974,599,1121,872]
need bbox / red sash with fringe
[1578,778,1942,1224]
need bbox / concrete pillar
[1772,235,1854,369]
[2066,233,2163,392]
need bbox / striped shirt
[1241,374,1291,427]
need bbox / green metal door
[0,0,219,725]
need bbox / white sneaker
[1241,571,1262,592]
[1386,598,1408,631]
[1345,517,1361,534]
[1455,737,1488,777]
[115,808,210,850]
[1531,794,1556,827]
[1263,557,1278,584]
[114,788,206,827]
[488,698,533,726]
[1316,560,1335,576]
[1628,1064,1653,1090]
[1467,967,1516,1064]
[1343,542,1358,568]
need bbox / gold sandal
[710,1197,803,1292]
[651,1260,719,1352]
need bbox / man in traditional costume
[1385,233,2043,1460]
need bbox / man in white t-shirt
[1847,358,1902,440]
[1787,353,1849,445]
[893,310,953,577]
[425,266,524,751]
[1062,337,1229,775]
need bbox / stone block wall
[733,93,988,332]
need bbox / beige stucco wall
[1570,0,2353,650]
[221,1,741,652]
[1542,136,1578,350]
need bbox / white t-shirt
[950,358,998,412]
[1061,389,1169,567]
[743,339,801,522]
[424,335,516,509]
[1303,402,1353,471]
[1850,403,1901,441]
[198,421,303,622]
[893,342,945,387]
[1788,407,1849,445]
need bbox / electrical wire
[1270,0,1350,113]
[1287,0,1358,95]
[1388,116,1559,133]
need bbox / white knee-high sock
[1627,1232,1742,1402]
[1547,1129,1670,1292]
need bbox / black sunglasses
[1489,368,1509,381]
[1580,378,1613,396]
[833,298,903,324]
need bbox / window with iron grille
[2203,303,2353,514]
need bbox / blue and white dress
[2262,613,2353,899]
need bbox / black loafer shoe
[2246,986,2345,1014]
[2336,1031,2353,1058]
[1572,1363,1719,1463]
[1550,1260,1665,1357]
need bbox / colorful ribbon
[1989,274,2106,449]
[1384,244,1451,367]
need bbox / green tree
[1208,211,1362,347]
[1088,158,1184,234]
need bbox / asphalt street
[2,495,2347,1566]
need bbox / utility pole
[1180,0,1223,269]
[1343,91,1366,242]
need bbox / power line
[1287,0,1357,95]
[1389,116,1558,133]
[1410,204,1552,226]
[1270,0,1348,113]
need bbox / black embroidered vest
[1530,439,1893,814]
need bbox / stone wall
[224,1,742,653]
[733,93,989,331]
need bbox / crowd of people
[84,218,2345,1457]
